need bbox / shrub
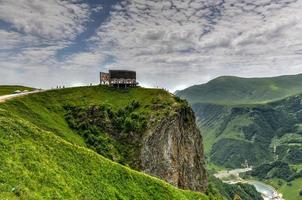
[64,102,149,169]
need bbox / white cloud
[0,0,90,40]
[91,0,302,91]
[0,29,39,50]
[63,51,107,70]
[91,5,103,13]
[1,0,302,91]
[0,0,106,88]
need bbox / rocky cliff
[141,105,208,192]
[65,94,208,192]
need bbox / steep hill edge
[0,86,210,199]
[0,108,209,200]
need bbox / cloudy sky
[0,0,302,91]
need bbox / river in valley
[247,180,283,200]
[214,168,284,200]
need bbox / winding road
[0,90,44,103]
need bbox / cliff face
[141,105,208,192]
[64,93,208,193]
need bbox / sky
[0,0,302,92]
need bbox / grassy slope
[0,86,213,200]
[0,109,207,200]
[0,85,34,96]
[177,74,302,105]
[267,178,302,200]
[0,86,176,146]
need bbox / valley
[177,74,302,200]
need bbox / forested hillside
[177,75,302,200]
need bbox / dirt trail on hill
[0,90,44,103]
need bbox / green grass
[0,86,176,146]
[0,109,208,200]
[267,178,302,200]
[0,85,34,96]
[177,74,302,105]
[0,86,215,200]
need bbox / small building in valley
[100,70,138,88]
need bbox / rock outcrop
[141,105,208,192]
[65,97,208,193]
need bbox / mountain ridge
[176,73,302,105]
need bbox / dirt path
[0,90,44,103]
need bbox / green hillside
[0,109,210,200]
[0,85,34,96]
[0,86,213,200]
[177,74,302,105]
[191,95,302,169]
[0,86,181,148]
[270,178,302,200]
[0,85,265,200]
[177,74,302,200]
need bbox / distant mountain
[176,74,302,105]
[177,74,302,200]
